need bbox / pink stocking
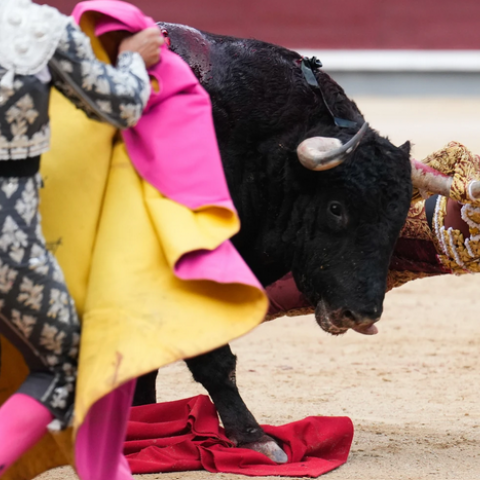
[75,380,136,480]
[0,393,53,477]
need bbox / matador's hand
[119,27,165,68]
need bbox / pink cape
[73,0,261,287]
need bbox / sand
[36,97,480,480]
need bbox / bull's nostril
[343,310,355,321]
[362,306,382,321]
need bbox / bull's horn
[410,159,453,197]
[297,122,369,171]
[469,180,480,201]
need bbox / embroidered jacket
[0,17,151,160]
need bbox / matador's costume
[389,142,480,286]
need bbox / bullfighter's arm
[416,142,480,274]
[388,142,480,291]
[48,19,151,129]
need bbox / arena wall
[41,0,480,50]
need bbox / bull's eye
[326,200,348,230]
[329,201,343,217]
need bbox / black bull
[134,23,413,461]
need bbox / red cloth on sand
[125,395,353,477]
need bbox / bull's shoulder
[159,22,303,82]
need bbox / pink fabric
[72,1,262,287]
[266,272,312,316]
[0,393,53,476]
[75,380,136,480]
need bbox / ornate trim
[431,193,480,273]
[386,269,440,292]
[0,124,50,161]
[0,0,68,83]
[264,306,315,322]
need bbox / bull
[133,23,413,462]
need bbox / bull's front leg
[133,370,158,405]
[185,344,288,463]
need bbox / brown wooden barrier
[40,0,480,49]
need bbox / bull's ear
[398,141,411,156]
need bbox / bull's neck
[225,161,296,287]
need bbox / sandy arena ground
[37,97,480,480]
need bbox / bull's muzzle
[315,301,380,336]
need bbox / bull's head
[289,124,412,336]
